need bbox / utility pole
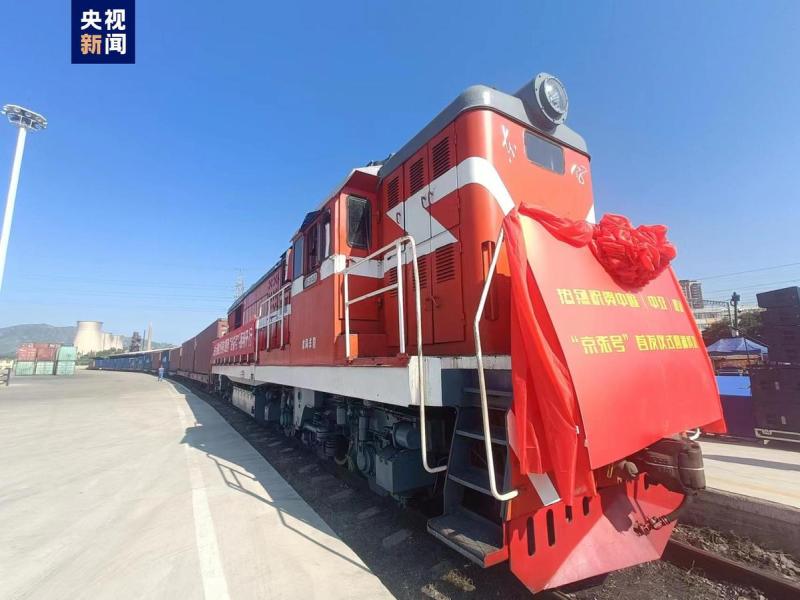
[147,323,152,351]
[731,291,741,336]
[0,105,47,293]
[234,269,245,299]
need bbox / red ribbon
[517,205,676,289]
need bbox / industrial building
[73,321,125,356]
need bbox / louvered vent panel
[386,266,398,297]
[387,177,400,210]
[409,159,425,195]
[435,245,456,282]
[431,138,451,178]
[418,257,429,289]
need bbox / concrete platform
[0,370,393,600]
[700,437,800,508]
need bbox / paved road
[700,438,800,508]
[0,370,392,600]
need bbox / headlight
[535,73,569,125]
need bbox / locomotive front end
[466,74,727,592]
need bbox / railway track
[663,538,800,599]
[176,376,797,599]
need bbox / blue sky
[0,1,798,343]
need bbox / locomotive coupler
[631,437,706,495]
[629,437,706,534]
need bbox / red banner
[212,321,255,359]
[505,205,724,501]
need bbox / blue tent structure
[706,336,767,356]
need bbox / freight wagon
[168,347,181,375]
[91,348,181,374]
[177,319,227,384]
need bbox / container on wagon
[168,347,181,373]
[157,349,169,372]
[180,338,195,372]
[193,319,228,376]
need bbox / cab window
[524,131,565,174]
[322,211,332,259]
[306,222,320,272]
[347,196,371,249]
[292,237,304,278]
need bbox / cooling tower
[74,321,104,355]
[112,335,124,350]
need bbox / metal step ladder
[427,388,515,567]
[427,230,519,567]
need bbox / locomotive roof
[229,81,588,318]
[322,165,381,206]
[377,83,589,180]
[293,165,381,236]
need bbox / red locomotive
[115,73,726,593]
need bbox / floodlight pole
[0,126,27,293]
[0,104,47,294]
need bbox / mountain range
[0,324,173,357]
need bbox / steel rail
[663,538,800,598]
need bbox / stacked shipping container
[14,343,37,375]
[752,286,800,442]
[14,361,35,376]
[16,343,37,361]
[13,343,74,376]
[56,346,77,376]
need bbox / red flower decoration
[589,214,677,289]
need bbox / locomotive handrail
[474,227,519,501]
[343,236,413,358]
[343,235,445,475]
[257,282,292,350]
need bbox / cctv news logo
[71,1,135,64]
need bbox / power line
[705,277,800,295]
[693,262,800,281]
[3,289,233,301]
[18,273,234,290]
[0,299,226,312]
